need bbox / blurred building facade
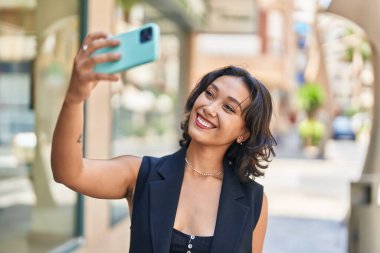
[0,0,80,252]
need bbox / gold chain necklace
[185,157,223,177]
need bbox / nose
[203,101,218,117]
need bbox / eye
[205,90,214,98]
[223,104,236,113]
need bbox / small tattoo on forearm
[77,134,82,143]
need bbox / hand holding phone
[92,23,160,74]
[66,31,121,104]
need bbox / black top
[169,228,213,253]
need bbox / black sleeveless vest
[129,147,264,253]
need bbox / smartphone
[93,23,160,74]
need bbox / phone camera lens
[140,27,153,43]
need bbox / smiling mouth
[196,114,216,129]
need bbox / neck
[185,141,228,174]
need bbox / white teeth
[197,115,214,128]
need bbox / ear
[237,129,250,143]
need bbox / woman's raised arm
[51,32,141,200]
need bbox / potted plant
[296,82,326,156]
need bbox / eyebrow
[209,83,246,112]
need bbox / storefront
[0,0,80,252]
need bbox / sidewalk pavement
[260,138,367,253]
[265,216,347,253]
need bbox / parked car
[332,116,356,140]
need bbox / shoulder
[240,179,264,199]
[138,148,182,179]
[133,149,182,199]
[239,179,265,227]
[139,153,172,173]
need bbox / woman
[51,32,276,253]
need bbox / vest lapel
[148,147,250,253]
[149,147,186,253]
[210,160,250,253]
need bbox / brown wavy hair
[179,66,277,182]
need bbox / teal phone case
[93,23,160,74]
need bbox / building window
[0,2,80,252]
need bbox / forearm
[51,97,85,184]
[51,31,120,186]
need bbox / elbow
[50,156,70,184]
[52,173,64,184]
[50,162,70,185]
[50,160,63,183]
[52,171,77,189]
[50,155,83,187]
[51,168,66,184]
[50,165,80,189]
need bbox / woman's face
[188,75,251,147]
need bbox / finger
[86,38,120,55]
[79,31,110,54]
[78,71,119,82]
[93,73,120,82]
[81,53,121,69]
[84,31,109,43]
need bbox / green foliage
[116,0,140,11]
[343,105,360,118]
[342,27,371,62]
[343,47,355,62]
[297,83,326,146]
[343,42,371,62]
[359,41,371,62]
[298,119,326,146]
[297,82,325,113]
